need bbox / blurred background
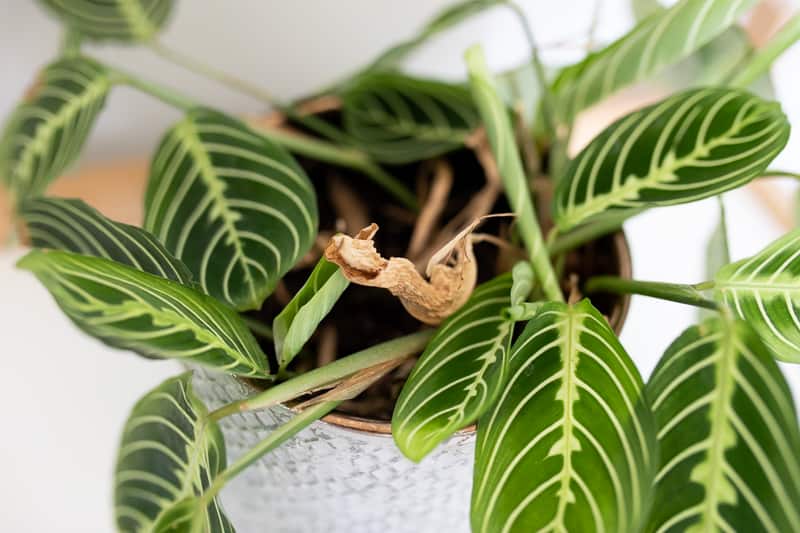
[1,0,799,531]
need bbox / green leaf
[554,88,789,232]
[115,373,234,533]
[341,73,479,164]
[18,250,270,377]
[510,261,534,306]
[714,228,800,363]
[273,258,349,369]
[20,196,193,285]
[471,300,656,533]
[392,275,513,462]
[364,0,503,73]
[144,107,318,311]
[646,316,800,532]
[0,57,110,200]
[551,0,758,119]
[39,0,174,42]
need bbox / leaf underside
[392,274,513,462]
[21,196,193,285]
[144,107,318,311]
[114,373,234,533]
[18,250,270,377]
[472,300,656,533]
[715,228,800,363]
[342,72,479,164]
[646,316,800,532]
[554,88,789,231]
[0,57,110,201]
[39,0,174,42]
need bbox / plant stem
[585,276,719,309]
[253,126,418,211]
[149,40,352,144]
[101,60,417,210]
[729,13,800,88]
[548,209,642,255]
[241,316,273,340]
[506,2,557,142]
[715,196,731,266]
[60,28,83,57]
[209,330,433,420]
[210,401,339,492]
[466,45,563,302]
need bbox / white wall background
[1,1,799,531]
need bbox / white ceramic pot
[192,367,476,533]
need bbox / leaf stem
[253,126,418,211]
[548,209,643,256]
[241,316,273,340]
[209,330,433,421]
[729,13,800,88]
[506,2,557,142]
[149,40,352,144]
[211,401,339,491]
[763,168,800,180]
[466,45,563,302]
[585,276,719,309]
[100,60,417,210]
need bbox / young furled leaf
[114,373,234,533]
[0,57,110,201]
[552,0,758,120]
[472,300,656,533]
[646,316,800,532]
[554,88,789,232]
[20,196,193,285]
[144,108,318,311]
[39,0,174,42]
[342,73,479,164]
[18,250,270,377]
[273,257,349,370]
[714,228,800,363]
[392,274,513,462]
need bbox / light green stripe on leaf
[18,249,270,377]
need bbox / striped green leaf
[551,0,757,119]
[273,257,349,370]
[714,228,800,363]
[39,0,174,42]
[115,373,234,533]
[554,88,789,232]
[392,275,513,462]
[472,300,656,533]
[0,57,110,200]
[646,316,800,532]
[342,73,479,164]
[20,196,193,285]
[18,250,270,377]
[364,0,502,73]
[144,108,318,311]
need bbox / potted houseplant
[4,0,800,532]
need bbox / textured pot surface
[192,367,475,533]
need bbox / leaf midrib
[176,118,258,305]
[15,68,109,194]
[559,103,773,229]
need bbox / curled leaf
[324,222,479,325]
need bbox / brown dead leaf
[324,220,482,325]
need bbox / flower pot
[190,230,631,533]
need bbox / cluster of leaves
[3,1,800,532]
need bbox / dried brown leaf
[324,220,481,325]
